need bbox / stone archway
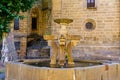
[30,7,41,35]
[26,5,52,58]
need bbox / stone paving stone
[0,73,5,79]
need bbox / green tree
[0,0,37,40]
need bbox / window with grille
[87,0,95,8]
[14,18,19,30]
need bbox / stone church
[12,0,120,60]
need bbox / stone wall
[13,0,51,58]
[27,47,50,58]
[52,0,120,60]
[12,0,120,59]
[72,46,120,61]
[13,11,28,58]
[52,0,120,43]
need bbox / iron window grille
[87,0,95,8]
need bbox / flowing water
[1,32,18,63]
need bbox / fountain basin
[24,59,102,68]
[5,59,120,80]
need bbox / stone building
[12,0,120,60]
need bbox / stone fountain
[5,19,120,80]
[44,18,80,67]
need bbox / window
[14,18,19,30]
[86,22,93,29]
[87,0,95,8]
[14,42,20,50]
[84,19,96,31]
[32,17,37,30]
[85,22,95,30]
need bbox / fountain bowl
[54,18,73,24]
[5,59,120,80]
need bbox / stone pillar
[50,41,58,65]
[67,42,74,65]
[18,11,28,59]
[19,37,27,59]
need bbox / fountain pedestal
[44,18,81,66]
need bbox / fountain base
[5,59,120,80]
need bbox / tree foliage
[0,0,37,40]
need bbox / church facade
[12,0,120,60]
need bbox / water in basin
[24,60,102,68]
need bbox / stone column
[50,41,58,65]
[18,11,28,59]
[67,42,74,65]
[19,37,27,59]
